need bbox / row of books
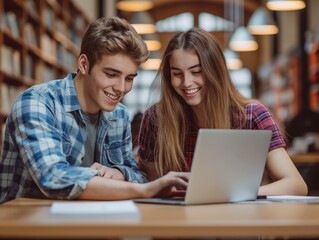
[0,11,20,37]
[31,62,60,83]
[57,45,77,71]
[25,23,38,48]
[0,84,26,116]
[0,10,84,49]
[39,34,77,71]
[1,23,77,74]
[43,5,85,46]
[0,48,64,83]
[0,46,21,77]
[0,51,70,85]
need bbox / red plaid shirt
[138,102,286,170]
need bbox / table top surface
[1,198,319,239]
[290,153,319,164]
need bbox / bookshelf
[259,45,319,125]
[309,40,319,112]
[0,0,89,151]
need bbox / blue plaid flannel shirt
[0,73,147,204]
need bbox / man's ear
[78,54,89,74]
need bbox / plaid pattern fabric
[139,102,286,170]
[0,73,146,204]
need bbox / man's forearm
[78,176,146,200]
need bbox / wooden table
[1,198,319,239]
[290,153,319,196]
[290,153,319,164]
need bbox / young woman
[138,28,307,196]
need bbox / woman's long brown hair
[154,28,251,176]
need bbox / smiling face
[77,53,139,114]
[169,49,206,109]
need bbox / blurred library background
[0,0,319,193]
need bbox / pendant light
[141,51,161,70]
[229,26,258,51]
[224,48,243,70]
[143,33,162,51]
[266,0,306,11]
[117,0,154,12]
[247,7,279,35]
[229,0,258,52]
[130,11,156,34]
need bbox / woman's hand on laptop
[143,171,189,198]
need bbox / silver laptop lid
[185,129,272,205]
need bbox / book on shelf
[0,46,21,77]
[5,12,20,38]
[57,44,67,64]
[0,45,12,74]
[44,65,55,82]
[25,54,34,81]
[0,14,9,31]
[26,0,39,19]
[56,19,69,39]
[25,23,38,48]
[12,50,21,76]
[43,6,54,30]
[71,15,86,46]
[66,51,77,71]
[1,84,26,116]
[8,86,25,105]
[35,62,44,82]
[41,34,57,59]
[0,84,10,115]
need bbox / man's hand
[90,162,125,181]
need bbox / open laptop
[134,129,272,205]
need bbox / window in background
[156,12,194,32]
[199,12,234,32]
[230,67,252,98]
[123,69,159,119]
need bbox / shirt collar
[64,72,81,113]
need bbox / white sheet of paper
[265,195,319,202]
[50,200,140,216]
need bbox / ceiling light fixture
[228,0,258,52]
[247,7,279,35]
[117,0,154,12]
[143,33,162,51]
[229,26,258,51]
[266,0,306,11]
[224,49,243,70]
[130,11,156,35]
[141,51,162,70]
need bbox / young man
[0,17,189,204]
